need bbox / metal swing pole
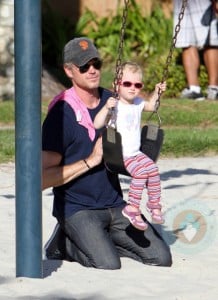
[14,0,42,278]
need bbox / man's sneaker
[180,88,205,101]
[206,87,218,100]
[44,223,66,260]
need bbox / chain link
[155,0,188,111]
[113,0,130,98]
[161,0,188,84]
[109,0,129,127]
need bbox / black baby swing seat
[102,127,129,176]
[140,115,164,162]
[102,111,164,177]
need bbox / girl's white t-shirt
[115,97,145,158]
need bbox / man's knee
[157,251,172,267]
[90,251,121,269]
[93,259,121,270]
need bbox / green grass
[0,130,15,163]
[161,128,218,157]
[0,101,49,125]
[0,98,218,163]
[157,99,218,126]
[0,101,14,124]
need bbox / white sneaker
[180,88,205,101]
[206,87,218,100]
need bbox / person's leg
[124,155,147,208]
[58,209,121,269]
[145,161,164,224]
[203,46,218,100]
[182,46,200,87]
[125,154,163,223]
[123,154,154,230]
[125,154,161,206]
[180,47,205,100]
[204,47,218,85]
[44,223,69,260]
[45,206,172,268]
[110,206,172,266]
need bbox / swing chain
[161,0,188,84]
[111,0,188,124]
[155,0,188,112]
[109,0,129,128]
[113,0,130,98]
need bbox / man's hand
[86,136,103,168]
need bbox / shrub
[42,0,208,97]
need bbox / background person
[174,0,218,100]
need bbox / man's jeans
[53,205,172,269]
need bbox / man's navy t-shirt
[42,87,125,219]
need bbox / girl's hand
[155,81,166,93]
[106,97,117,110]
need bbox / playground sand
[0,156,218,300]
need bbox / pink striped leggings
[124,152,162,211]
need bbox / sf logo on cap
[79,40,89,50]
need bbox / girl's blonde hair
[120,61,143,77]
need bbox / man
[42,37,172,269]
[174,0,218,100]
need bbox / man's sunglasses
[78,59,102,74]
[120,81,144,89]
